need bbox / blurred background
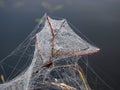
[0,0,120,89]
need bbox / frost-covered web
[0,14,112,90]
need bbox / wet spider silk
[0,14,103,90]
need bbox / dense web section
[0,14,112,90]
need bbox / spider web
[0,14,112,90]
